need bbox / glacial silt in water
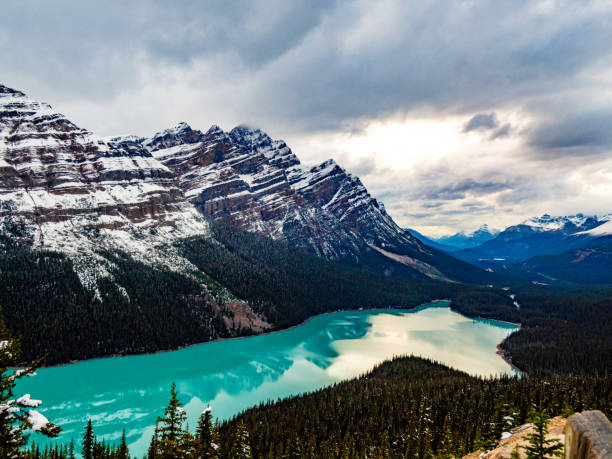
[17,303,517,455]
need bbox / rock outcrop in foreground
[565,411,612,459]
[464,417,566,459]
[465,411,612,459]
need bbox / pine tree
[195,406,218,458]
[229,421,252,459]
[522,409,563,459]
[147,422,160,459]
[82,419,95,459]
[377,430,391,458]
[92,439,105,459]
[0,306,60,458]
[117,429,129,459]
[68,439,75,459]
[511,445,521,459]
[436,416,454,458]
[156,382,188,457]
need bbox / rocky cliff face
[0,84,207,289]
[125,122,423,263]
[1,83,489,287]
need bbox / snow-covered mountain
[448,213,612,284]
[408,224,499,251]
[1,83,495,290]
[575,215,612,237]
[0,84,209,292]
[518,214,605,234]
[114,122,424,263]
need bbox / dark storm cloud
[528,109,612,154]
[463,113,499,132]
[2,1,612,131]
[489,124,511,140]
[0,0,336,101]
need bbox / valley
[1,83,610,458]
[3,4,612,458]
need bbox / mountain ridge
[114,119,494,283]
[0,83,508,366]
[406,225,499,251]
[443,214,612,284]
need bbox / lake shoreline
[496,339,525,376]
[39,298,521,371]
[39,299,456,369]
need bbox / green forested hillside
[453,286,612,375]
[2,221,611,375]
[507,237,612,285]
[4,223,611,458]
[0,248,229,364]
[180,224,457,327]
[0,221,517,365]
[217,356,611,458]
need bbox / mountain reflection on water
[18,303,517,455]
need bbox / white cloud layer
[1,0,611,235]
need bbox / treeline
[453,285,612,375]
[0,248,229,365]
[0,221,516,365]
[2,220,611,377]
[179,223,513,328]
[498,287,612,375]
[182,223,612,376]
[26,356,612,458]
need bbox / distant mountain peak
[520,213,600,233]
[205,124,225,136]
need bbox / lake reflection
[18,303,517,455]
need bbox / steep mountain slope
[132,122,417,258]
[120,122,495,283]
[0,84,208,291]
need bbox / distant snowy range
[407,214,612,285]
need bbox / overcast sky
[2,0,612,236]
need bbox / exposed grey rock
[565,410,612,459]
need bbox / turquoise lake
[18,303,517,456]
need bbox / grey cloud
[345,157,378,177]
[2,1,612,134]
[0,0,336,101]
[423,179,513,201]
[463,113,499,132]
[489,123,511,140]
[528,109,612,154]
